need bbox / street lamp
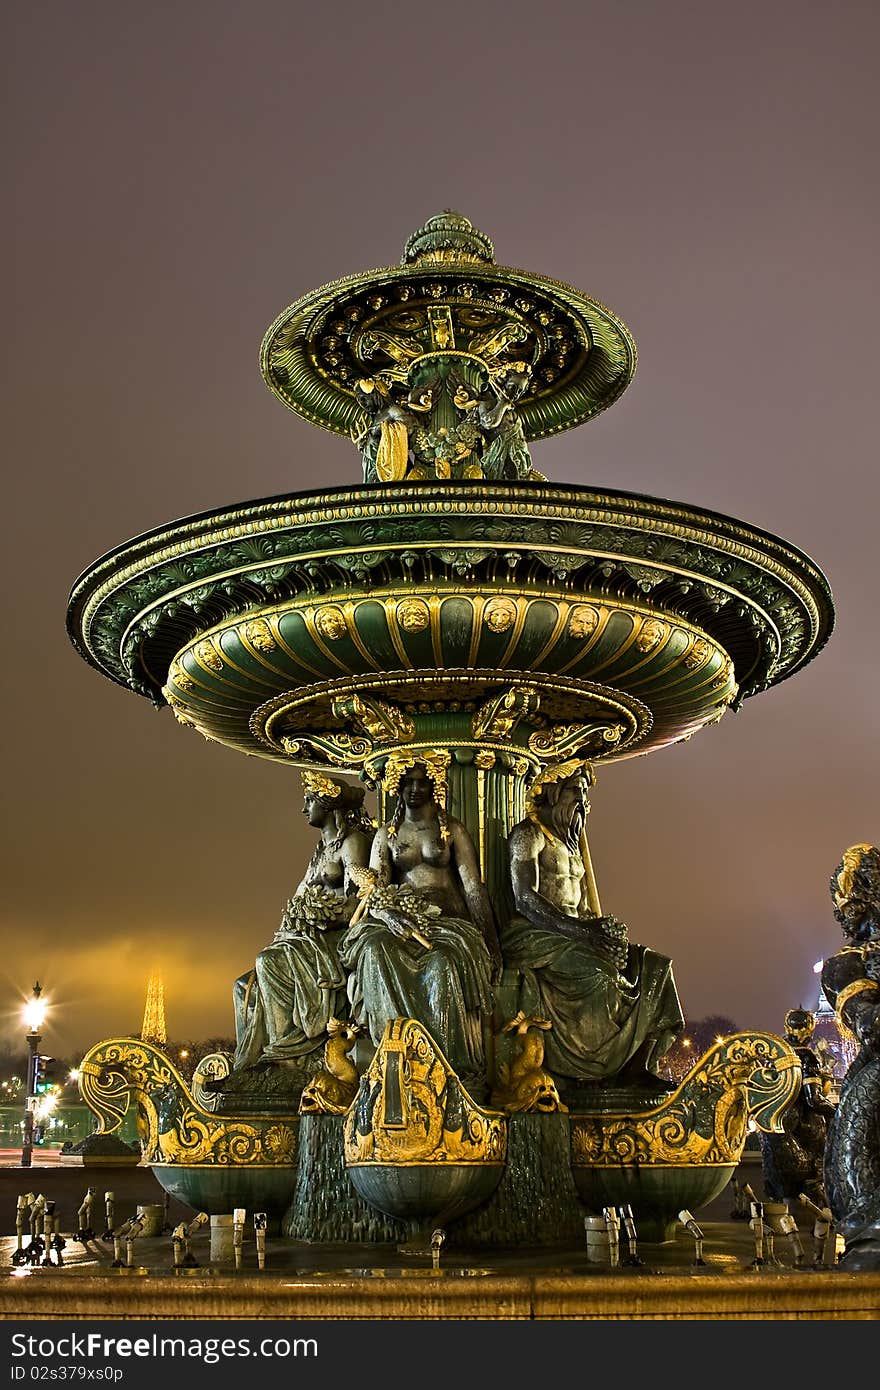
[21,982,46,1169]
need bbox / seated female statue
[233,772,373,1070]
[340,754,501,1089]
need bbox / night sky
[5,1,878,1060]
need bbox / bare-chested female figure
[341,757,500,1087]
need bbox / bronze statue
[476,363,534,481]
[340,753,501,1090]
[503,762,684,1091]
[758,1007,835,1207]
[490,1011,568,1113]
[820,843,880,1270]
[451,363,535,481]
[299,1017,362,1115]
[351,377,434,483]
[233,772,373,1070]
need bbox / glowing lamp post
[21,982,46,1169]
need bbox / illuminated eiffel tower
[140,972,167,1047]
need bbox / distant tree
[687,1015,739,1053]
[0,1039,80,1094]
[0,1040,27,1080]
[165,1037,236,1081]
[659,1014,739,1084]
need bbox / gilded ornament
[195,639,224,673]
[299,1019,361,1116]
[571,1034,800,1169]
[524,759,595,820]
[428,306,455,349]
[396,598,431,633]
[245,618,277,652]
[490,1012,568,1114]
[684,638,711,669]
[262,1124,297,1160]
[77,1038,298,1168]
[568,605,600,639]
[190,1052,232,1113]
[344,1018,506,1167]
[315,606,348,641]
[710,658,734,691]
[833,977,879,1043]
[281,732,372,765]
[380,748,451,812]
[331,692,415,744]
[300,769,343,801]
[471,686,540,740]
[529,722,622,762]
[832,843,874,913]
[636,618,667,653]
[484,597,517,634]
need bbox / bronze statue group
[234,759,682,1093]
[232,760,880,1272]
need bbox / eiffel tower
[140,972,167,1047]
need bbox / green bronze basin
[570,1032,802,1242]
[151,1164,295,1222]
[346,1161,503,1226]
[67,482,833,767]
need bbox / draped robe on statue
[501,918,683,1081]
[504,805,684,1084]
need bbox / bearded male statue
[502,764,684,1093]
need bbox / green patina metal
[260,211,637,445]
[68,214,834,1243]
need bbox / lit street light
[21,982,47,1169]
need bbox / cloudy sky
[5,1,878,1058]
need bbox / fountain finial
[402,211,495,266]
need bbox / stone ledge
[2,1269,878,1321]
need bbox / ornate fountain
[68,212,833,1244]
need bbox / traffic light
[32,1055,56,1094]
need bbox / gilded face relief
[244,618,276,652]
[568,605,599,640]
[684,637,710,669]
[396,599,431,633]
[484,597,517,634]
[315,606,347,641]
[194,639,224,672]
[637,618,667,653]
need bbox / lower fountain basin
[569,1033,802,1242]
[150,1164,296,1220]
[571,1160,736,1243]
[347,1161,503,1226]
